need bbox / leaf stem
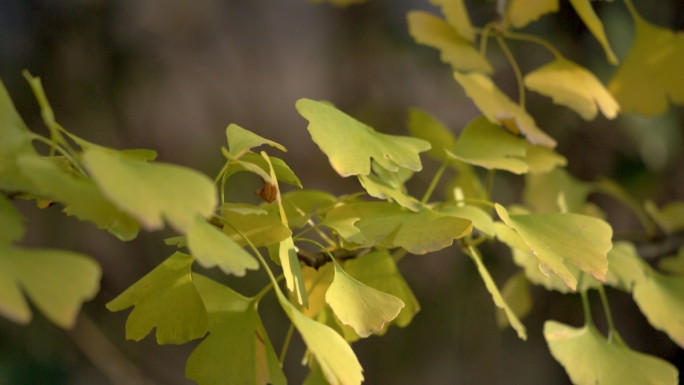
[479,22,496,57]
[279,322,296,365]
[30,133,88,178]
[596,284,617,340]
[496,35,525,108]
[580,289,594,327]
[503,32,563,60]
[485,169,496,201]
[295,238,337,261]
[421,160,449,204]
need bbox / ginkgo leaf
[545,320,678,385]
[186,216,259,276]
[429,0,474,41]
[437,203,495,236]
[569,0,618,65]
[0,245,100,328]
[219,202,268,216]
[279,236,309,307]
[296,98,431,177]
[453,72,557,148]
[225,123,286,159]
[468,247,527,339]
[523,144,567,174]
[407,11,493,74]
[524,58,620,120]
[17,156,140,241]
[221,209,291,247]
[0,195,25,244]
[658,248,684,275]
[106,252,208,344]
[608,17,684,115]
[83,147,217,233]
[186,274,286,385]
[343,250,420,331]
[358,173,422,212]
[506,0,558,29]
[323,202,472,254]
[633,268,684,348]
[0,78,39,191]
[276,287,364,385]
[303,359,330,385]
[406,108,457,162]
[326,259,404,338]
[644,200,684,234]
[223,152,302,188]
[296,264,336,319]
[594,178,656,236]
[370,161,414,193]
[496,204,613,291]
[281,190,337,228]
[524,168,593,213]
[496,272,532,330]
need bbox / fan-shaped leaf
[545,321,678,385]
[430,0,474,41]
[524,58,620,120]
[524,168,593,214]
[358,173,422,212]
[221,209,291,248]
[633,268,684,348]
[296,99,430,177]
[280,236,309,307]
[225,123,285,159]
[0,195,25,244]
[0,246,100,328]
[406,108,457,162]
[224,152,302,188]
[106,252,208,344]
[407,11,492,74]
[645,201,684,234]
[658,248,684,275]
[569,0,618,65]
[506,0,558,29]
[437,203,495,236]
[453,72,557,148]
[0,78,38,191]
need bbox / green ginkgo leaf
[17,156,140,241]
[453,72,557,148]
[186,274,286,385]
[658,248,684,275]
[326,258,404,338]
[429,0,474,41]
[496,204,613,291]
[106,252,208,344]
[296,98,431,177]
[83,147,217,233]
[0,195,25,244]
[219,202,268,216]
[468,247,527,340]
[296,263,335,319]
[371,161,414,193]
[524,168,593,213]
[496,272,532,330]
[281,190,337,228]
[324,202,472,254]
[506,0,558,29]
[223,152,302,188]
[524,58,620,120]
[569,0,618,65]
[437,203,495,236]
[279,236,309,307]
[407,11,493,74]
[225,123,286,159]
[644,200,684,234]
[276,286,364,385]
[608,17,684,115]
[545,320,678,385]
[220,209,291,247]
[0,78,38,191]
[406,108,457,162]
[633,268,684,348]
[358,173,422,212]
[303,359,329,385]
[0,245,100,328]
[187,216,259,276]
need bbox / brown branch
[297,248,371,269]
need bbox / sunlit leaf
[608,17,684,115]
[524,168,593,214]
[358,173,422,212]
[645,200,684,234]
[324,202,472,254]
[468,248,527,339]
[17,156,140,241]
[406,108,456,162]
[296,98,431,177]
[437,203,495,236]
[407,11,493,74]
[524,58,620,120]
[219,202,268,216]
[453,72,557,148]
[0,195,25,244]
[603,241,647,292]
[276,287,364,385]
[371,161,414,193]
[280,236,309,307]
[506,0,558,29]
[297,263,335,319]
[303,359,330,385]
[224,152,302,188]
[633,268,684,348]
[569,0,618,65]
[221,209,291,247]
[281,190,337,228]
[496,204,612,291]
[326,259,404,338]
[106,252,208,344]
[0,78,38,191]
[187,216,259,276]
[496,272,532,330]
[83,147,217,233]
[0,245,100,328]
[545,320,678,385]
[186,274,286,385]
[429,0,474,41]
[225,123,285,159]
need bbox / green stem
[293,223,324,240]
[214,161,230,185]
[496,35,525,108]
[479,22,496,57]
[295,238,337,261]
[279,322,295,365]
[580,290,594,327]
[30,133,88,177]
[421,160,449,204]
[597,285,617,340]
[253,275,285,302]
[485,169,496,201]
[503,32,563,59]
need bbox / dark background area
[1,0,684,384]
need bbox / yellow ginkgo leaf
[569,0,618,65]
[609,18,684,115]
[429,0,474,41]
[453,72,557,148]
[524,58,620,120]
[506,0,558,29]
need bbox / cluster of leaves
[1,0,684,384]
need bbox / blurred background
[1,0,684,384]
